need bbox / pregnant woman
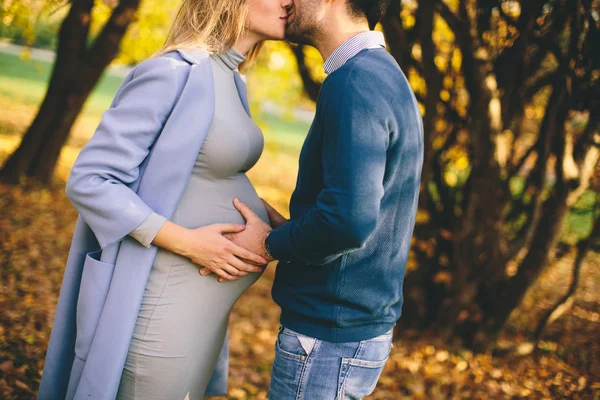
[38,0,291,399]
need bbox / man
[207,0,424,397]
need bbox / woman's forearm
[151,220,267,282]
[151,220,194,258]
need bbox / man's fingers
[233,198,259,222]
[231,243,267,265]
[214,266,240,281]
[214,223,246,234]
[228,255,263,273]
[221,263,248,277]
[198,266,240,281]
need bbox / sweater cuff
[265,221,306,264]
[129,212,167,248]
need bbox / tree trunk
[381,0,413,73]
[533,200,599,341]
[477,182,571,349]
[0,0,141,185]
[415,0,442,210]
[437,0,508,345]
[0,0,94,184]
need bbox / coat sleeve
[65,57,181,249]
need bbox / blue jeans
[268,326,393,400]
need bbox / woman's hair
[154,0,262,68]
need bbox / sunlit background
[0,0,598,399]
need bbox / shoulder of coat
[172,48,210,65]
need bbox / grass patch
[0,52,123,118]
[0,51,312,156]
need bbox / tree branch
[85,0,141,63]
[524,71,559,101]
[289,44,321,103]
[435,1,463,36]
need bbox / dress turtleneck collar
[214,47,246,72]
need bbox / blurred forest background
[0,0,599,398]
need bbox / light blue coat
[38,49,252,399]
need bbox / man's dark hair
[347,0,390,29]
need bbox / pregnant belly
[172,173,269,229]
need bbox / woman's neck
[232,31,262,55]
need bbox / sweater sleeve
[266,72,388,265]
[65,57,181,249]
[129,212,168,248]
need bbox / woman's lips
[281,9,294,23]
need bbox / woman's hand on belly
[152,220,267,281]
[200,198,275,282]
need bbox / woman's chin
[263,27,287,41]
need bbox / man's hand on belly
[261,198,289,229]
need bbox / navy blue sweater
[266,48,424,342]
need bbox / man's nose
[281,0,293,11]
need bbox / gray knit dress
[117,48,269,400]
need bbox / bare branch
[524,71,559,101]
[289,44,321,103]
[435,1,463,35]
[573,114,599,166]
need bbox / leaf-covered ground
[1,180,598,399]
[1,95,599,399]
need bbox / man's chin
[284,31,311,46]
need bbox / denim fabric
[268,326,392,400]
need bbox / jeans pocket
[269,330,311,400]
[74,250,115,360]
[337,335,392,399]
[276,328,312,361]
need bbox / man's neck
[313,19,370,62]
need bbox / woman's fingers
[228,255,263,274]
[230,243,267,265]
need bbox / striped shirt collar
[323,31,386,75]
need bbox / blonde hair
[154,0,262,68]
